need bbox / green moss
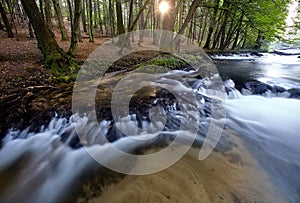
[136,55,189,71]
[27,66,36,73]
[49,60,80,83]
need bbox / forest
[0,0,295,88]
[0,0,293,63]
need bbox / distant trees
[0,1,13,38]
[293,1,300,33]
[52,0,68,41]
[196,0,290,50]
[0,0,292,63]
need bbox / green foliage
[239,0,290,48]
[200,0,290,49]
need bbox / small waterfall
[1,66,300,203]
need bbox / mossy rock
[136,55,189,71]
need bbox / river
[0,53,300,203]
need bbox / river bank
[0,35,187,139]
[1,34,298,139]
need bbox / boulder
[288,88,300,98]
[250,52,264,57]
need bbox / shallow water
[214,53,300,89]
[1,54,300,202]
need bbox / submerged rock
[288,88,300,98]
[250,52,264,57]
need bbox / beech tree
[52,0,68,41]
[69,0,82,56]
[20,0,75,79]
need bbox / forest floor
[0,29,109,136]
[0,29,169,136]
[0,29,107,97]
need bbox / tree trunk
[138,0,145,44]
[231,12,244,50]
[143,5,151,28]
[28,21,34,38]
[69,0,82,56]
[102,0,108,34]
[0,16,4,31]
[160,0,176,51]
[66,0,73,31]
[211,10,226,49]
[39,0,44,19]
[108,0,115,36]
[127,0,133,32]
[81,0,87,32]
[20,0,74,76]
[5,0,19,39]
[177,0,200,36]
[53,0,68,41]
[0,1,13,38]
[88,0,94,42]
[97,0,103,34]
[253,30,263,50]
[222,17,236,49]
[45,0,53,30]
[116,0,125,35]
[199,14,207,46]
[93,0,98,28]
[128,0,150,32]
[203,0,219,49]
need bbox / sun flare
[159,1,170,14]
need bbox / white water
[1,65,300,202]
[226,96,300,202]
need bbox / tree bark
[93,0,98,28]
[28,21,34,38]
[177,0,201,36]
[39,0,44,19]
[0,1,13,38]
[253,30,264,50]
[53,0,68,41]
[66,0,73,31]
[116,0,125,35]
[102,0,108,34]
[45,0,53,29]
[97,0,103,34]
[81,0,87,32]
[88,0,94,42]
[160,0,176,51]
[108,0,115,36]
[138,0,145,44]
[231,12,244,50]
[203,0,219,49]
[127,0,134,32]
[128,0,150,32]
[0,16,4,31]
[20,0,73,72]
[69,0,82,56]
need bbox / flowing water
[1,53,300,203]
